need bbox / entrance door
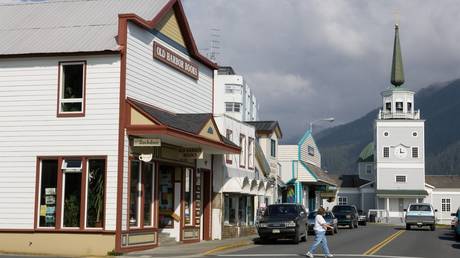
[158,166,175,228]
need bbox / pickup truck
[404,203,437,231]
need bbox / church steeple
[391,24,405,87]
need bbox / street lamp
[309,117,335,133]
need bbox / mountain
[315,79,460,175]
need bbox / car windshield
[409,205,431,211]
[308,212,333,219]
[332,206,353,212]
[266,205,298,216]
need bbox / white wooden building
[0,0,239,255]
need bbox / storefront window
[247,196,254,226]
[86,159,105,228]
[143,162,154,227]
[39,160,58,228]
[224,195,230,224]
[238,196,247,225]
[159,166,174,228]
[129,161,140,227]
[184,168,194,225]
[62,159,82,228]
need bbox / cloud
[183,0,460,142]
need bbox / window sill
[57,112,85,118]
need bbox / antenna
[208,28,221,62]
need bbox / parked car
[332,205,359,229]
[451,208,460,240]
[358,209,368,226]
[257,203,308,244]
[404,203,437,231]
[308,210,338,235]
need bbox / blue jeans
[308,231,331,255]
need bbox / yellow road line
[363,230,405,255]
[202,241,252,255]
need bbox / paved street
[209,224,460,258]
[0,225,458,258]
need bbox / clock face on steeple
[394,145,407,159]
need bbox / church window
[442,198,451,212]
[412,147,419,158]
[383,147,389,158]
[396,102,403,112]
[395,175,406,183]
[338,196,348,205]
[407,102,412,112]
[385,102,391,111]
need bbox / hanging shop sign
[178,147,203,159]
[133,138,161,147]
[153,42,199,80]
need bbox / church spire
[391,24,405,87]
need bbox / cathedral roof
[391,24,405,87]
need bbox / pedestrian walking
[306,207,334,258]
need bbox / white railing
[378,110,420,120]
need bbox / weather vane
[393,9,400,26]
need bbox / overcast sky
[183,0,460,143]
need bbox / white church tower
[375,24,427,221]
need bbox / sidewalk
[122,236,256,258]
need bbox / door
[201,169,212,240]
[158,166,175,228]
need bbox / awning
[376,189,428,197]
[126,98,240,155]
[222,177,257,195]
[257,181,267,196]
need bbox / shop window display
[39,160,58,227]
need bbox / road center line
[216,254,422,258]
[363,230,405,255]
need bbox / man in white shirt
[306,207,334,258]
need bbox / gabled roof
[0,0,217,68]
[328,175,370,188]
[246,121,283,138]
[300,161,336,186]
[0,0,167,55]
[129,98,210,135]
[425,175,460,189]
[358,142,374,162]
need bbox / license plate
[417,222,423,225]
[272,229,280,233]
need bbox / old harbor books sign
[153,42,199,80]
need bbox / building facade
[0,0,239,255]
[279,130,337,212]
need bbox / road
[209,224,460,258]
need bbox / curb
[202,240,253,256]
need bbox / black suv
[332,205,359,229]
[257,204,308,244]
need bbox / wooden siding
[0,55,120,230]
[156,10,186,47]
[126,22,213,114]
[297,162,316,182]
[278,145,297,161]
[300,136,321,167]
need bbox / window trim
[412,147,419,158]
[338,196,348,205]
[395,175,407,183]
[383,147,390,158]
[307,145,315,157]
[441,198,451,212]
[248,137,254,170]
[57,61,87,117]
[226,129,233,164]
[270,139,276,158]
[239,134,246,168]
[34,156,107,232]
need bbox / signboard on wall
[179,148,203,159]
[133,138,161,147]
[153,42,199,80]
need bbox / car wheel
[334,226,338,234]
[363,221,367,226]
[430,225,436,231]
[293,232,300,244]
[406,224,411,230]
